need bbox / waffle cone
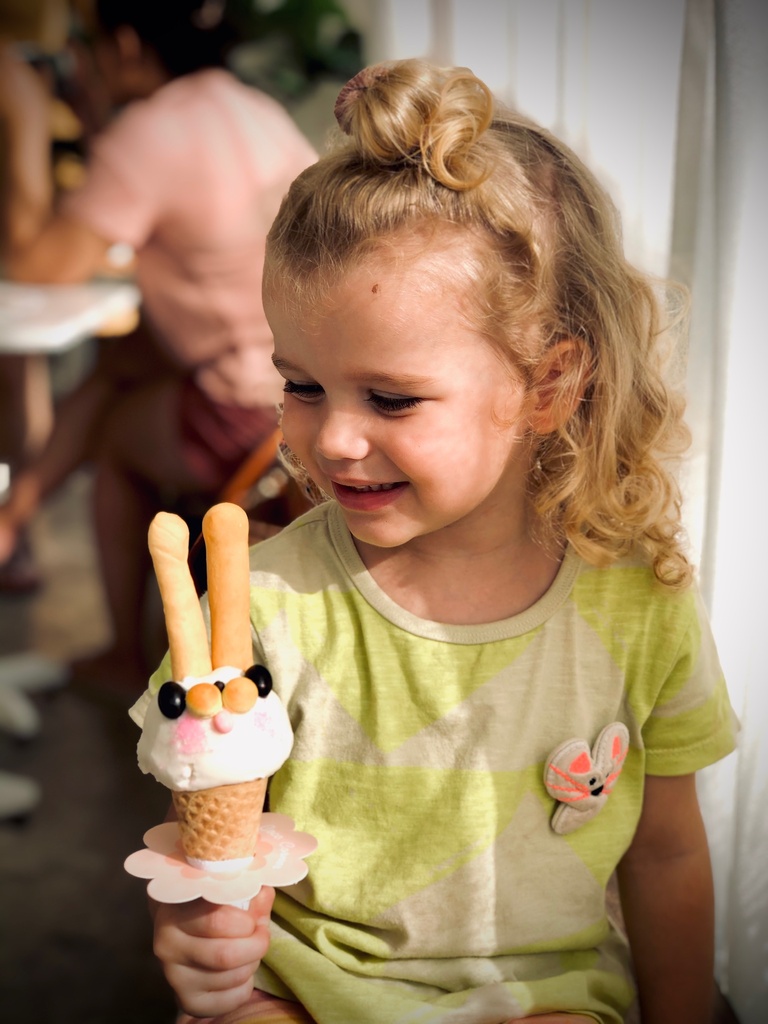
[172,778,267,863]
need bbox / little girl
[145,59,737,1024]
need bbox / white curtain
[690,3,768,1021]
[344,1,768,1019]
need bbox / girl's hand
[152,886,275,1019]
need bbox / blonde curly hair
[264,58,692,589]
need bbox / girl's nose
[315,407,370,463]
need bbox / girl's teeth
[352,483,397,492]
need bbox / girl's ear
[529,338,590,434]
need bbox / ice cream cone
[172,777,268,872]
[141,503,294,898]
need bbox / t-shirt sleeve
[643,586,738,775]
[128,648,172,728]
[60,102,169,249]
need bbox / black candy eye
[214,681,225,692]
[158,681,187,719]
[244,664,273,697]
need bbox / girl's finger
[166,958,257,996]
[170,968,257,1021]
[156,898,262,941]
[155,925,269,973]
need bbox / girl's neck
[355,523,565,626]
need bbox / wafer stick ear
[148,512,212,680]
[202,503,253,671]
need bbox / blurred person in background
[0,0,317,694]
[0,0,74,592]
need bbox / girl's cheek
[280,412,304,452]
[286,422,319,467]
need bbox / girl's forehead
[284,266,464,343]
[265,224,488,326]
[328,247,474,315]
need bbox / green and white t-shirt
[138,502,737,1024]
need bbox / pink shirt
[63,69,316,407]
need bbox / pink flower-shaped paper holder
[124,813,317,906]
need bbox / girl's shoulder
[574,546,699,607]
[570,547,708,660]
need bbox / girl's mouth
[331,480,407,511]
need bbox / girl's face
[266,249,537,559]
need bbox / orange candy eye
[222,676,259,714]
[185,682,223,718]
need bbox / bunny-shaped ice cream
[137,502,293,871]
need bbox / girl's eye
[367,393,423,413]
[283,380,324,401]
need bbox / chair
[181,427,313,596]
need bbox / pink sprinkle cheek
[173,716,208,754]
[253,708,278,741]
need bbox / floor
[0,469,178,1023]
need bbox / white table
[0,278,140,353]
[0,278,140,816]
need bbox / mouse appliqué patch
[544,722,630,835]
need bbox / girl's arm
[617,773,716,1024]
[0,45,109,282]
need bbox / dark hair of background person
[94,0,239,78]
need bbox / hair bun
[332,59,494,191]
[334,63,394,135]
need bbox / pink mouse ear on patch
[544,738,591,804]
[569,751,592,775]
[593,721,630,772]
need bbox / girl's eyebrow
[272,357,434,391]
[353,371,434,391]
[272,357,307,375]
